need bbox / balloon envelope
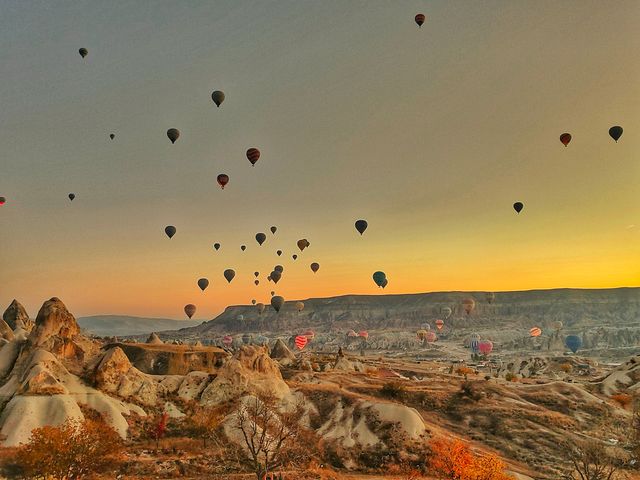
[294,335,308,350]
[358,331,369,339]
[530,327,542,337]
[270,270,282,284]
[478,340,493,355]
[109,133,115,140]
[609,126,623,142]
[0,197,5,206]
[297,239,310,251]
[372,271,386,287]
[246,148,260,166]
[441,307,452,319]
[560,133,571,146]
[167,128,180,144]
[197,278,209,291]
[462,298,475,315]
[310,262,320,273]
[257,303,265,314]
[222,335,233,347]
[223,269,236,283]
[184,304,196,319]
[513,202,524,214]
[241,245,246,251]
[214,243,221,251]
[212,90,225,107]
[79,48,88,58]
[271,295,284,312]
[415,14,425,27]
[355,219,368,235]
[217,174,229,189]
[565,335,582,353]
[296,301,304,312]
[274,265,284,273]
[165,226,176,239]
[435,319,444,330]
[270,226,277,234]
[276,250,282,256]
[486,292,495,304]
[256,233,266,245]
[68,193,75,201]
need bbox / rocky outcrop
[27,298,82,360]
[146,332,163,345]
[3,300,33,331]
[201,345,290,405]
[0,320,15,341]
[270,338,296,366]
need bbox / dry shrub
[380,381,406,399]
[456,366,475,378]
[560,363,573,373]
[14,418,123,479]
[610,393,632,409]
[505,372,518,382]
[429,438,514,480]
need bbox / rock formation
[270,338,296,365]
[146,332,163,344]
[3,299,33,331]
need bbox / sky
[0,1,639,320]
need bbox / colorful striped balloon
[294,335,308,350]
[530,327,542,337]
[358,330,369,340]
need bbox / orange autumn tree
[429,438,514,480]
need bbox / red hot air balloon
[294,335,308,350]
[217,174,229,189]
[246,148,260,166]
[222,335,233,347]
[435,319,444,330]
[415,14,425,27]
[478,340,493,355]
[358,330,369,340]
[426,331,437,343]
[560,133,571,147]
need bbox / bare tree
[234,394,304,479]
[564,440,625,480]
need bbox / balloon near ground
[296,301,304,313]
[184,304,196,319]
[485,292,495,304]
[565,335,582,353]
[435,319,444,330]
[478,340,493,355]
[530,327,542,337]
[462,298,475,315]
[294,335,308,350]
[441,307,452,319]
[222,335,233,347]
[0,197,5,206]
[164,226,176,239]
[271,295,284,312]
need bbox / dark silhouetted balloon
[271,295,284,312]
[217,174,229,189]
[241,245,246,251]
[270,291,275,297]
[565,335,582,353]
[0,197,5,206]
[292,254,297,260]
[165,226,176,239]
[79,48,88,58]
[310,262,320,273]
[254,272,260,277]
[254,280,259,285]
[184,304,196,319]
[246,148,260,166]
[213,243,221,251]
[167,128,180,144]
[355,219,368,235]
[251,299,256,305]
[223,269,235,283]
[256,233,266,246]
[109,133,115,140]
[609,126,623,142]
[257,303,265,314]
[274,265,284,273]
[435,319,444,330]
[381,278,388,289]
[276,250,282,256]
[513,202,524,214]
[211,90,225,107]
[372,271,386,288]
[270,226,277,234]
[270,270,282,283]
[197,278,209,291]
[560,133,571,146]
[415,14,425,27]
[297,239,310,251]
[68,193,75,201]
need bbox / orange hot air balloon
[435,319,444,330]
[294,335,308,350]
[217,174,229,189]
[462,298,475,315]
[246,148,260,166]
[530,327,542,337]
[560,133,571,147]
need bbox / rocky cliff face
[2,299,33,331]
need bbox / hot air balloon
[78,48,88,58]
[257,303,265,314]
[217,174,229,189]
[565,335,582,353]
[441,307,452,319]
[197,278,209,291]
[271,295,284,312]
[416,329,427,341]
[358,331,369,340]
[294,335,308,350]
[246,148,260,166]
[242,333,252,344]
[381,278,388,289]
[223,269,235,283]
[213,243,221,251]
[310,262,320,273]
[256,233,266,246]
[211,90,225,107]
[372,271,386,288]
[462,298,475,315]
[254,272,260,277]
[254,280,260,286]
[530,327,542,337]
[609,126,623,142]
[165,226,176,239]
[513,202,524,214]
[267,275,272,282]
[271,291,275,297]
[297,239,310,251]
[270,270,282,284]
[292,254,297,260]
[68,193,75,201]
[270,226,277,234]
[435,319,444,330]
[469,337,480,353]
[478,340,493,355]
[109,133,115,140]
[560,133,571,146]
[355,220,368,235]
[347,330,358,338]
[223,335,233,347]
[167,128,180,144]
[276,250,282,256]
[303,330,315,340]
[251,299,256,305]
[426,331,437,343]
[0,197,5,206]
[241,245,246,251]
[486,292,495,304]
[553,320,563,331]
[296,301,304,313]
[274,265,284,273]
[415,14,425,27]
[184,304,196,319]
[421,323,431,331]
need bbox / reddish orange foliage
[429,438,514,480]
